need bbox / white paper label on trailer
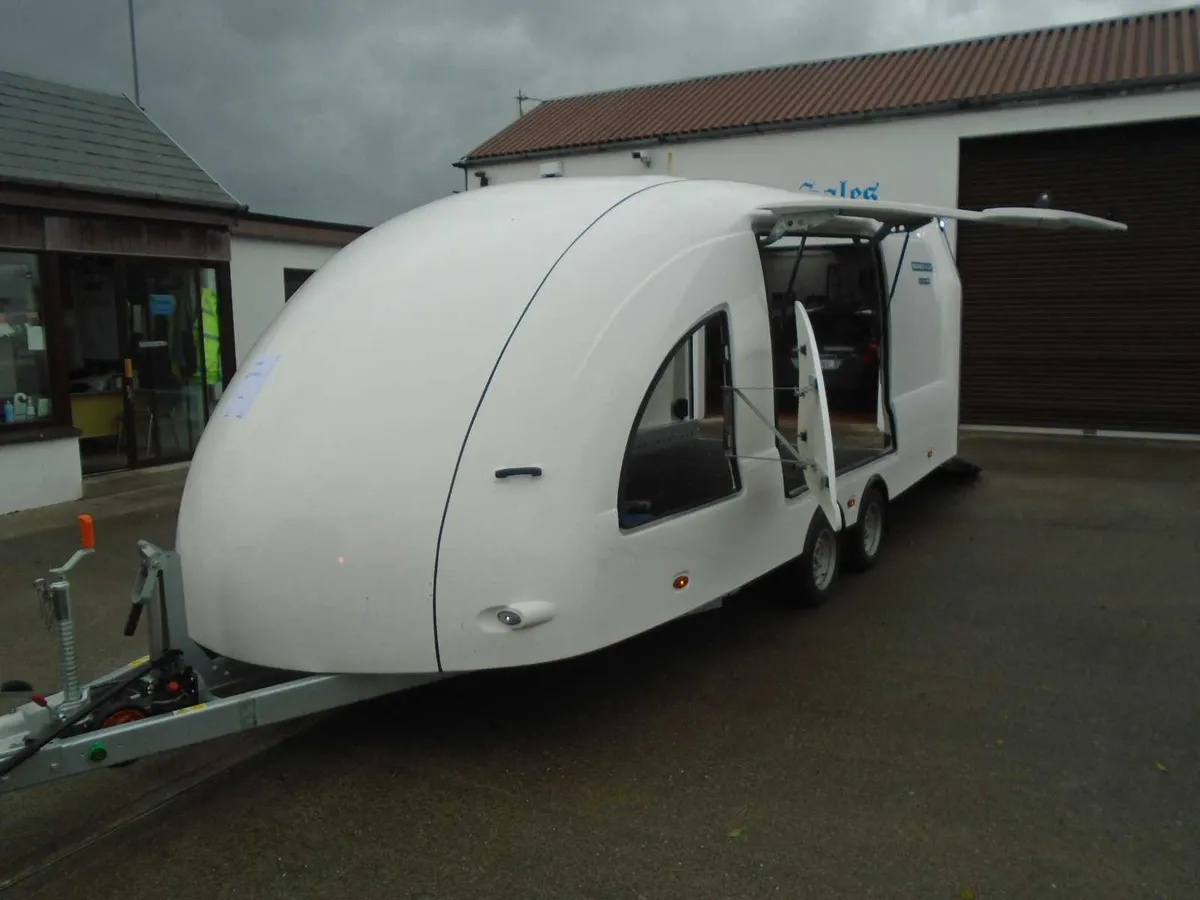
[221,354,281,419]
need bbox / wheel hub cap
[862,503,883,556]
[812,530,836,590]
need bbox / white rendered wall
[0,437,82,516]
[230,236,342,366]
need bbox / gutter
[0,173,245,216]
[455,77,1200,167]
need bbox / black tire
[844,481,887,573]
[796,508,841,608]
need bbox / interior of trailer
[758,234,894,496]
[616,232,895,530]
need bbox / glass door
[121,261,211,467]
[60,256,128,474]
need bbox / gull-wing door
[751,195,1127,239]
[971,207,1128,231]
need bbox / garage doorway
[956,117,1200,435]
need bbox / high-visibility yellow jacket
[193,287,221,385]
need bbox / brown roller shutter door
[955,116,1200,435]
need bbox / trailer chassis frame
[1,533,442,796]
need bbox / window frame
[616,309,742,532]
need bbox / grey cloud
[0,0,1178,226]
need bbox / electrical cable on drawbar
[0,651,178,781]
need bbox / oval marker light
[673,575,689,591]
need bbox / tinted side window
[617,312,740,530]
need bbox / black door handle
[494,466,543,479]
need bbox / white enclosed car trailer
[0,176,1124,794]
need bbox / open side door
[744,194,1125,527]
[793,300,840,531]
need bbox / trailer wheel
[796,509,840,608]
[844,482,887,572]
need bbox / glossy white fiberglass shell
[175,176,964,674]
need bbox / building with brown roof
[456,4,1200,437]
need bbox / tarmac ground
[1,432,1198,899]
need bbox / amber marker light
[673,574,690,590]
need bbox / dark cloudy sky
[0,0,1181,226]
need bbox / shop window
[283,268,315,301]
[617,311,740,530]
[0,252,53,426]
[63,257,224,473]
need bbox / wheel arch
[863,474,890,506]
[836,474,890,530]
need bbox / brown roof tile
[463,5,1200,162]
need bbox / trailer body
[1,176,1124,794]
[175,175,1121,674]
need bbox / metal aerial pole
[127,0,142,108]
